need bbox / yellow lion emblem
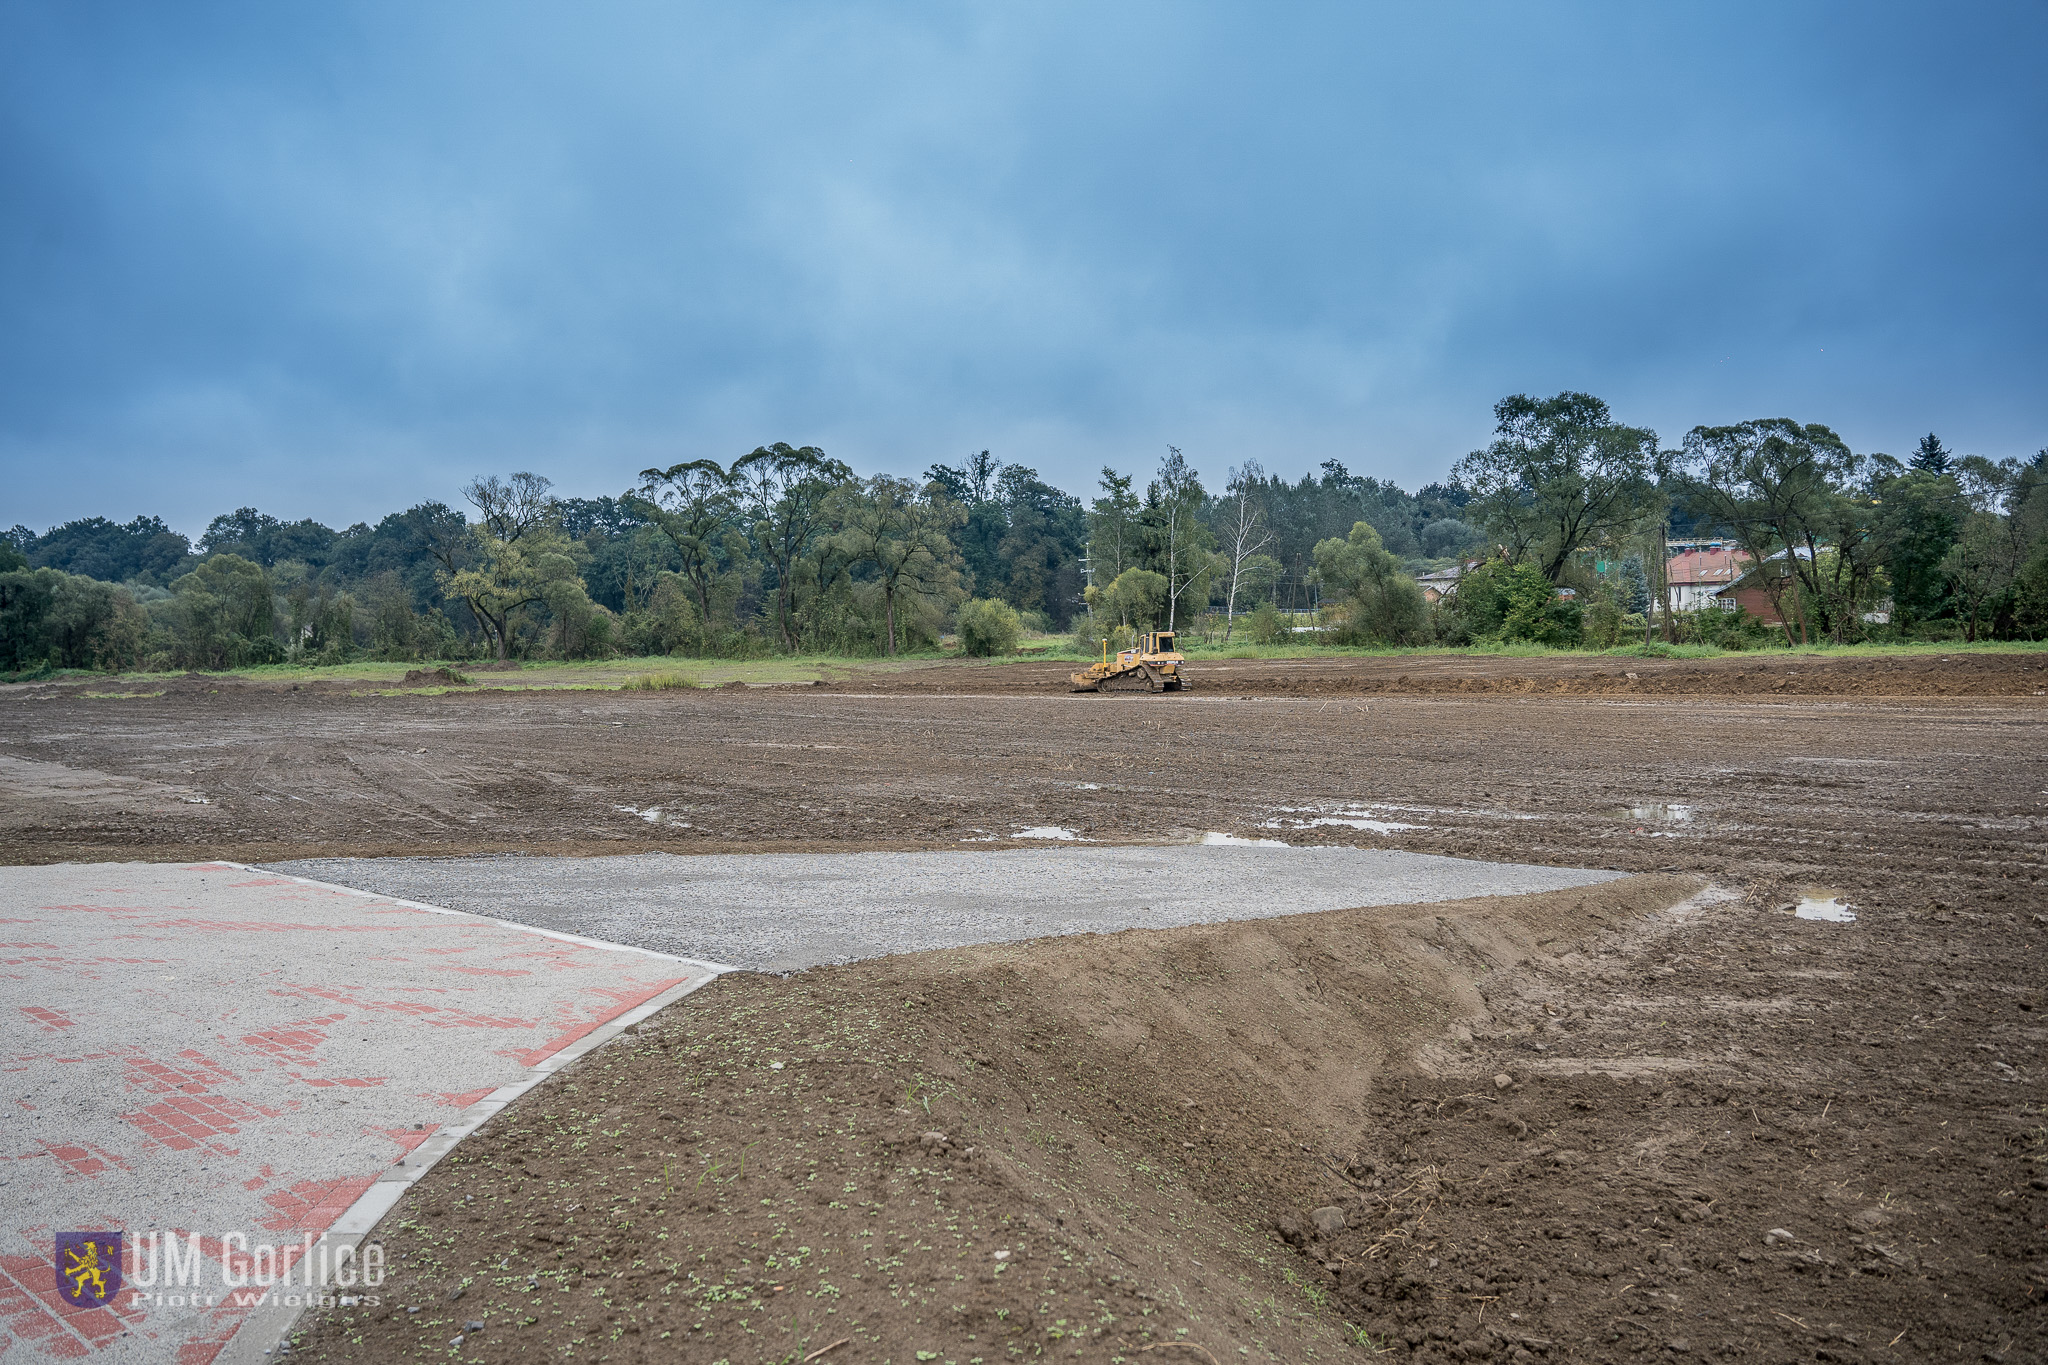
[64,1240,107,1300]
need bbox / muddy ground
[832,649,2048,699]
[5,653,2046,1361]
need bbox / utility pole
[1656,519,1675,644]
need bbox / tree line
[4,395,2045,673]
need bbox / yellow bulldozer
[1070,630,1188,693]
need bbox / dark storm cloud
[3,1,2043,534]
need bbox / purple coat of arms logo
[56,1231,122,1309]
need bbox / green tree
[1217,460,1275,643]
[1086,567,1169,631]
[172,553,278,668]
[0,569,54,669]
[1678,419,1858,644]
[1872,469,1966,626]
[840,476,963,656]
[2013,541,2048,639]
[1152,446,1213,630]
[635,458,737,652]
[1454,392,1662,582]
[1312,522,1428,645]
[24,515,193,584]
[1420,517,1482,559]
[1943,512,2019,641]
[545,581,617,659]
[461,472,558,543]
[441,527,586,660]
[1581,594,1625,649]
[1615,555,1652,614]
[0,569,145,671]
[1909,432,1952,474]
[925,449,1002,506]
[981,465,1086,626]
[732,443,853,651]
[1086,467,1141,592]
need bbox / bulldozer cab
[1146,632,1175,655]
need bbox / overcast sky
[4,1,2044,538]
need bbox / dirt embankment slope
[286,877,1682,1364]
[288,869,2047,1364]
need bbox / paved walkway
[0,862,719,1365]
[269,844,1627,970]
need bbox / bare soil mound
[400,665,471,686]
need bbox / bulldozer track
[1098,669,1159,693]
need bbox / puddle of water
[1266,815,1425,835]
[613,804,689,828]
[1359,802,1537,822]
[1791,890,1857,923]
[1316,814,1425,834]
[1262,803,1428,836]
[1076,783,1101,790]
[1622,803,1694,825]
[1014,826,1080,840]
[1202,832,1291,847]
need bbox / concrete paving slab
[268,844,1630,971]
[0,862,720,1365]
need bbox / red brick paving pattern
[0,861,705,1364]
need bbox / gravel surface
[265,845,1627,970]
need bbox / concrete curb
[208,864,733,1364]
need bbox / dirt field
[832,648,2048,699]
[5,652,2045,1361]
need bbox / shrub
[1099,569,1168,632]
[545,581,617,659]
[1669,604,1776,649]
[622,670,699,690]
[957,598,1022,657]
[0,570,54,670]
[1581,596,1624,649]
[1246,601,1288,645]
[1499,568,1581,647]
[2,567,150,671]
[618,573,703,657]
[2014,542,2048,639]
[1454,559,1580,647]
[1312,522,1429,645]
[170,553,277,668]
